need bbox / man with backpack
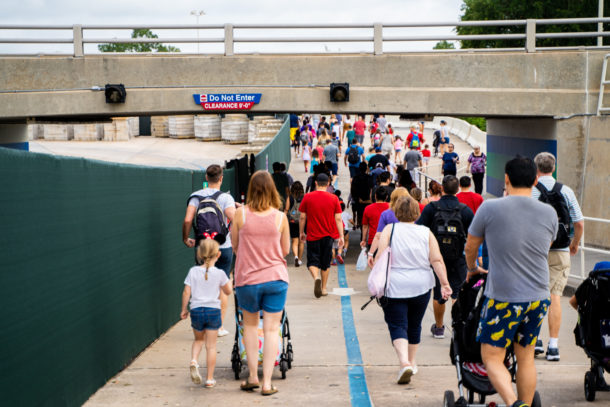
[417,175,474,339]
[182,164,237,337]
[406,125,425,151]
[531,152,584,361]
[344,138,365,179]
[464,156,558,407]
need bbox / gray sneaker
[546,347,560,361]
[430,324,445,339]
[534,339,544,356]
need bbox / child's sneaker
[430,324,445,339]
[205,379,216,388]
[190,362,202,385]
[331,259,337,266]
[336,254,344,264]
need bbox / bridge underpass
[2,20,609,406]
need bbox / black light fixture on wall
[105,84,127,103]
[330,83,349,102]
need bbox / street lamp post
[190,10,205,53]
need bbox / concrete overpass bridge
[0,19,608,224]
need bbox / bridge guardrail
[1,17,610,56]
[576,216,610,280]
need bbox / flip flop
[314,278,322,298]
[240,380,260,391]
[261,385,278,396]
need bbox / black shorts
[306,236,334,271]
[433,257,467,301]
[289,221,300,239]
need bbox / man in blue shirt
[344,139,365,179]
[442,143,459,176]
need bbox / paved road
[29,137,244,170]
[84,124,607,407]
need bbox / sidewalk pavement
[84,126,606,407]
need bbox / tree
[98,29,180,53]
[457,0,610,48]
[433,40,456,49]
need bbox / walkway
[84,124,604,406]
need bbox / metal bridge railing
[577,216,610,280]
[1,17,610,56]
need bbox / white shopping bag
[356,248,368,271]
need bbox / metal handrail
[577,216,610,280]
[0,17,609,56]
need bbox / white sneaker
[397,365,414,384]
[218,328,229,337]
[190,363,202,384]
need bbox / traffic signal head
[105,84,127,103]
[330,83,349,102]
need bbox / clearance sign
[193,93,262,111]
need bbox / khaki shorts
[548,250,570,296]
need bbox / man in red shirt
[299,173,344,298]
[456,176,484,214]
[353,115,367,145]
[360,187,390,250]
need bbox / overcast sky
[1,0,466,54]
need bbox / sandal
[261,385,278,396]
[204,379,216,388]
[240,380,260,391]
[189,362,202,385]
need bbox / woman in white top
[373,195,452,385]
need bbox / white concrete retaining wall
[428,116,487,153]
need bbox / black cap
[316,173,329,183]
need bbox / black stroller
[230,294,294,380]
[573,263,610,402]
[444,275,541,407]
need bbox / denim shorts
[235,280,289,313]
[190,307,222,331]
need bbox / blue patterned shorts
[477,297,550,348]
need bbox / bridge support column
[0,123,29,151]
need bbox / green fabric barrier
[0,147,204,407]
[255,115,291,173]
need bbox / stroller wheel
[280,360,288,379]
[443,390,455,407]
[531,390,542,407]
[585,371,597,402]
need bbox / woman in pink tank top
[231,171,290,396]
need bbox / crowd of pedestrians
[180,115,586,407]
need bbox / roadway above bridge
[0,50,607,121]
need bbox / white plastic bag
[356,248,368,271]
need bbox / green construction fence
[0,147,205,407]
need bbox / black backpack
[535,182,571,249]
[189,191,229,244]
[347,145,360,164]
[430,201,467,261]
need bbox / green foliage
[433,40,456,49]
[459,116,487,132]
[458,0,610,48]
[98,29,180,53]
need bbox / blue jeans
[381,291,431,343]
[216,247,233,278]
[236,281,289,313]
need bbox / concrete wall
[486,116,609,248]
[0,50,607,121]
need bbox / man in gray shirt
[403,145,423,184]
[323,138,340,182]
[465,156,558,407]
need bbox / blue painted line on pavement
[337,262,372,407]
